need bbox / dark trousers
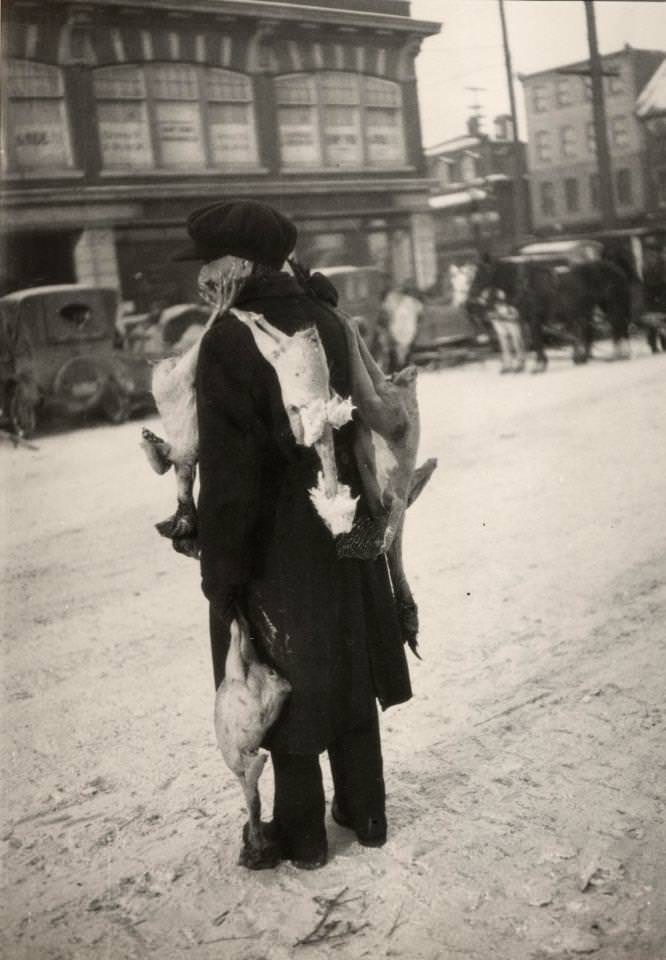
[271,707,385,860]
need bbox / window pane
[366,107,404,164]
[97,101,153,168]
[276,75,316,105]
[8,60,63,98]
[365,77,400,108]
[94,65,146,100]
[152,65,198,100]
[8,99,72,168]
[206,69,251,102]
[209,102,257,165]
[155,101,204,165]
[278,105,320,165]
[323,106,361,166]
[320,72,360,105]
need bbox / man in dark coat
[178,200,413,870]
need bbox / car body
[0,284,153,436]
[317,265,385,342]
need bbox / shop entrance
[0,230,77,295]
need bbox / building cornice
[14,0,441,36]
[0,176,437,209]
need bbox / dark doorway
[0,231,77,296]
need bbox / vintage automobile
[119,302,210,358]
[0,284,153,437]
[317,264,385,343]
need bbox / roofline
[52,0,441,35]
[519,45,665,82]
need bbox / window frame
[275,71,406,170]
[559,125,577,159]
[92,62,260,173]
[589,172,600,210]
[556,78,572,107]
[4,59,76,174]
[539,181,556,217]
[535,130,552,163]
[610,115,630,150]
[616,167,633,206]
[532,84,548,113]
[564,176,580,213]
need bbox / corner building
[520,46,664,235]
[1,0,440,307]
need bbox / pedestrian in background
[487,288,526,374]
[517,268,550,374]
[383,280,423,372]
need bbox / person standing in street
[178,200,413,870]
[517,268,550,374]
[487,287,526,373]
[383,281,423,371]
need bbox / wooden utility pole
[583,0,615,227]
[498,0,527,243]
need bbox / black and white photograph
[1,0,665,957]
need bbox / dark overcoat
[195,272,412,756]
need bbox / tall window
[532,85,547,113]
[589,172,600,209]
[540,181,555,217]
[4,59,74,171]
[560,125,576,159]
[556,79,572,107]
[94,65,153,168]
[365,76,404,165]
[93,64,258,170]
[610,115,629,149]
[616,168,632,205]
[206,69,257,166]
[564,177,580,212]
[607,62,624,96]
[586,121,596,156]
[275,72,405,168]
[535,130,552,163]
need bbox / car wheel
[101,383,131,425]
[9,381,38,438]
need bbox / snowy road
[2,343,666,960]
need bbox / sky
[409,0,666,147]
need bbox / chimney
[467,114,482,137]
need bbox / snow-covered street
[2,343,665,960]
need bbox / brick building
[636,58,666,217]
[0,0,439,308]
[520,45,665,235]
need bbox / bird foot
[155,502,197,540]
[140,427,173,475]
[238,821,282,870]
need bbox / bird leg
[237,752,280,869]
[155,459,198,551]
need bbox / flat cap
[174,199,297,268]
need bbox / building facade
[0,0,440,308]
[520,46,665,235]
[636,59,666,217]
[424,115,530,286]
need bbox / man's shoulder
[198,310,263,374]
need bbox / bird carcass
[214,613,291,868]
